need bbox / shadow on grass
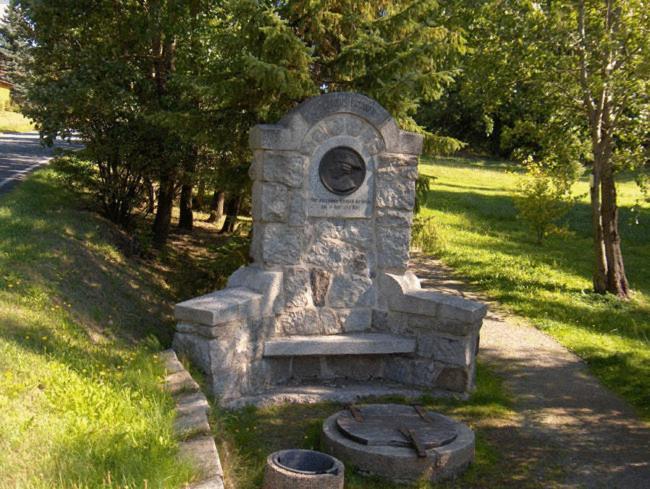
[0,171,200,347]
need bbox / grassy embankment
[0,168,199,488]
[418,156,650,420]
[0,111,35,133]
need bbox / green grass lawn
[0,169,195,488]
[0,110,35,133]
[418,156,650,420]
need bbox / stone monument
[173,92,487,407]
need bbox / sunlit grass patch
[0,169,194,488]
[419,156,650,420]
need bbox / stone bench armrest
[174,287,264,327]
[380,272,487,324]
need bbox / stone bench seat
[263,333,416,357]
[175,287,263,327]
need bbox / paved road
[410,253,650,489]
[0,132,79,195]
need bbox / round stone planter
[262,449,345,489]
[322,404,474,483]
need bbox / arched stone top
[249,92,423,156]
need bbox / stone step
[263,333,416,357]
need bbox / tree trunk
[145,178,155,214]
[600,162,629,298]
[218,194,242,234]
[152,175,175,248]
[589,163,608,294]
[207,190,225,223]
[178,182,193,231]
[194,179,206,210]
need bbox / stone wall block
[327,274,376,308]
[283,267,313,309]
[435,367,470,393]
[398,130,425,155]
[227,266,284,316]
[410,359,443,387]
[250,124,293,151]
[319,308,343,334]
[407,314,480,336]
[377,272,421,309]
[261,183,288,222]
[383,356,414,385]
[338,308,372,332]
[325,356,384,381]
[262,224,303,265]
[288,192,307,227]
[376,154,419,170]
[290,356,322,380]
[275,308,320,335]
[262,153,305,188]
[376,172,416,210]
[377,208,413,228]
[377,226,411,272]
[416,333,474,366]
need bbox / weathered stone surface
[263,333,416,357]
[283,267,313,309]
[310,269,331,306]
[325,355,384,381]
[174,407,210,439]
[376,171,416,210]
[249,124,293,151]
[274,309,320,335]
[287,191,307,227]
[227,266,284,316]
[160,349,184,374]
[407,314,482,337]
[377,226,411,272]
[319,307,343,335]
[436,367,469,393]
[164,368,200,396]
[398,130,425,155]
[376,153,419,170]
[260,183,289,222]
[417,333,474,366]
[327,274,375,307]
[306,221,372,272]
[261,152,305,187]
[262,224,303,265]
[338,308,372,332]
[176,391,210,416]
[376,207,413,228]
[290,356,322,380]
[180,436,223,479]
[175,287,262,326]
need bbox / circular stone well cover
[336,404,458,449]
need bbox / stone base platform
[221,381,465,409]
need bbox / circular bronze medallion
[318,146,366,196]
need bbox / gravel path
[410,253,650,489]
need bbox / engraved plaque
[318,147,366,196]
